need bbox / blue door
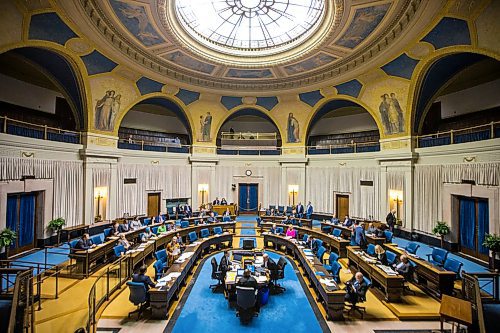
[459,197,489,261]
[238,184,258,213]
[6,193,36,254]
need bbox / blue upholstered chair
[91,234,103,245]
[384,231,393,243]
[313,239,323,252]
[426,248,449,266]
[322,225,333,234]
[286,206,293,215]
[332,228,342,237]
[153,260,165,281]
[223,216,231,222]
[181,220,190,228]
[328,261,342,283]
[366,244,376,256]
[346,277,371,318]
[188,231,198,243]
[323,252,339,271]
[154,249,167,263]
[126,281,148,319]
[103,228,112,238]
[278,206,285,214]
[443,257,463,279]
[275,227,283,235]
[200,228,210,238]
[302,234,309,243]
[69,239,80,251]
[151,226,159,235]
[213,226,223,235]
[317,246,327,261]
[143,218,151,226]
[269,205,276,211]
[113,244,125,258]
[386,250,397,266]
[405,242,420,255]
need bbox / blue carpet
[241,223,256,227]
[171,251,324,333]
[240,229,256,236]
[236,215,258,222]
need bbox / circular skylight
[175,0,325,55]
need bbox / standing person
[296,202,304,218]
[219,250,231,278]
[306,201,313,219]
[354,222,366,249]
[386,209,397,232]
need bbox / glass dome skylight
[175,0,325,55]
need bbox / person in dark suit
[132,265,156,306]
[184,204,192,218]
[119,222,130,233]
[221,198,227,205]
[223,208,231,216]
[262,253,277,270]
[374,245,388,265]
[207,212,217,223]
[237,269,257,289]
[386,209,397,232]
[331,214,339,224]
[213,197,221,205]
[111,222,120,237]
[306,201,313,219]
[342,215,353,228]
[345,272,368,305]
[354,222,366,248]
[219,250,231,277]
[296,202,304,218]
[74,233,96,250]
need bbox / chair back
[431,248,449,265]
[151,226,159,234]
[181,220,190,228]
[69,239,79,250]
[386,250,397,266]
[153,260,164,281]
[405,242,420,255]
[286,206,293,214]
[213,226,223,234]
[188,231,198,243]
[314,239,323,250]
[242,239,255,250]
[443,257,463,279]
[269,205,276,210]
[275,227,283,234]
[328,252,339,264]
[366,244,376,256]
[302,234,309,242]
[154,249,167,263]
[278,205,285,214]
[384,231,393,243]
[127,281,147,305]
[91,234,103,245]
[330,261,342,281]
[143,218,151,226]
[103,228,112,238]
[211,257,219,279]
[332,228,342,237]
[317,246,327,261]
[277,256,287,269]
[223,216,231,222]
[114,244,125,257]
[359,277,371,302]
[236,286,256,310]
[200,228,210,238]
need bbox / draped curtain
[91,167,111,220]
[6,195,18,248]
[459,197,476,250]
[478,200,489,255]
[19,194,35,247]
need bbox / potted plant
[47,217,66,245]
[0,228,17,259]
[483,233,500,271]
[432,221,450,249]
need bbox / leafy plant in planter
[483,233,500,271]
[47,217,66,233]
[432,221,450,249]
[0,228,17,258]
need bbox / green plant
[47,217,66,232]
[0,228,16,248]
[483,234,500,252]
[432,221,450,236]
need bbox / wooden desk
[212,205,236,216]
[263,233,346,320]
[440,294,472,332]
[261,216,313,229]
[69,240,116,278]
[347,246,404,302]
[319,222,385,246]
[384,243,456,297]
[181,215,237,226]
[149,233,233,319]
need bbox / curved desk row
[149,233,234,319]
[263,233,346,320]
[69,222,236,278]
[319,222,386,246]
[261,216,313,228]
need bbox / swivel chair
[223,216,231,222]
[200,228,210,238]
[386,250,397,266]
[213,226,223,235]
[209,257,223,292]
[384,230,394,243]
[345,276,371,318]
[180,220,190,228]
[188,231,198,243]
[405,242,420,255]
[153,260,165,281]
[235,286,258,324]
[270,256,287,294]
[426,248,449,266]
[126,281,148,319]
[332,228,342,238]
[328,261,342,283]
[323,252,339,270]
[154,249,167,264]
[366,244,376,256]
[113,244,126,258]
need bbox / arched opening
[306,99,380,154]
[216,108,282,155]
[0,47,86,143]
[415,52,500,147]
[118,97,192,153]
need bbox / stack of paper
[377,264,398,275]
[320,278,337,288]
[256,275,268,283]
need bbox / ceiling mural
[62,0,437,92]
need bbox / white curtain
[91,167,111,220]
[0,156,83,227]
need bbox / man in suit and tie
[354,222,367,249]
[219,250,231,277]
[74,233,96,250]
[386,209,397,232]
[345,272,368,306]
[306,201,313,219]
[213,197,221,205]
[331,214,339,224]
[262,253,277,270]
[343,215,353,228]
[296,202,304,218]
[184,204,192,218]
[132,265,156,306]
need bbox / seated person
[129,217,142,231]
[207,212,217,223]
[282,215,291,224]
[219,250,231,277]
[132,265,155,306]
[175,232,185,247]
[366,222,377,235]
[331,214,339,224]
[221,197,228,205]
[342,215,353,228]
[374,245,388,265]
[223,208,231,217]
[395,254,411,275]
[269,208,276,216]
[74,233,96,250]
[111,222,121,237]
[166,236,181,262]
[119,221,130,233]
[237,269,257,289]
[157,214,164,223]
[269,223,278,235]
[307,235,316,250]
[213,197,220,205]
[196,217,206,225]
[345,272,368,305]
[262,253,276,270]
[118,234,133,251]
[141,227,156,242]
[157,222,168,234]
[285,225,296,238]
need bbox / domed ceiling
[71,0,432,92]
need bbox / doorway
[147,193,161,217]
[6,193,37,255]
[238,184,258,214]
[458,196,489,261]
[336,194,349,219]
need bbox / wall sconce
[198,184,209,205]
[94,187,108,221]
[389,190,403,220]
[288,185,299,206]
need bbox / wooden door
[336,194,349,219]
[147,193,160,217]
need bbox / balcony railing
[0,116,81,144]
[220,132,277,140]
[307,141,381,155]
[416,121,500,148]
[117,139,191,153]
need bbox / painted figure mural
[95,90,121,131]
[379,92,404,134]
[287,113,300,143]
[199,112,212,141]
